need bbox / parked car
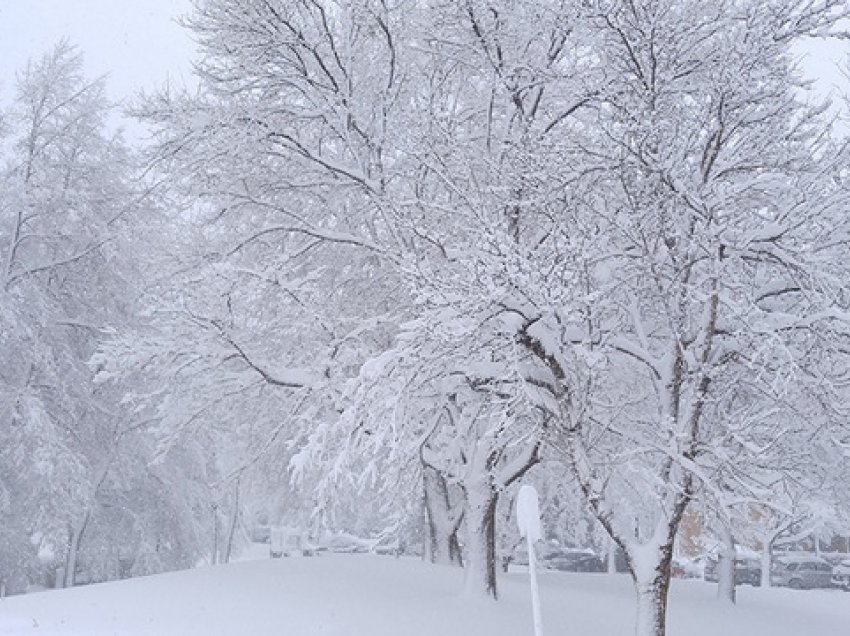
[671,557,703,579]
[543,549,605,573]
[703,556,761,586]
[820,552,850,567]
[511,541,567,567]
[371,538,422,557]
[317,534,370,554]
[269,527,316,558]
[250,524,271,544]
[831,559,850,591]
[770,555,833,589]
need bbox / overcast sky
[0,1,848,134]
[0,0,196,106]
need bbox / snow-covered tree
[532,2,850,634]
[94,3,850,628]
[0,42,209,592]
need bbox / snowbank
[0,553,847,635]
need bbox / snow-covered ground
[1,552,847,636]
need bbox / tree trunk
[423,464,462,566]
[449,529,463,566]
[211,504,220,565]
[760,540,772,588]
[635,579,671,636]
[629,541,675,636]
[64,511,91,588]
[63,459,110,587]
[608,540,618,574]
[223,478,241,564]
[716,526,736,603]
[463,484,499,598]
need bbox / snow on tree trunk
[423,464,462,566]
[223,478,240,565]
[634,579,670,636]
[463,484,499,598]
[629,540,675,636]
[64,511,90,588]
[608,541,618,575]
[761,543,772,588]
[211,504,220,565]
[449,532,463,567]
[623,532,674,636]
[717,526,737,604]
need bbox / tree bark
[629,540,676,636]
[211,503,220,565]
[423,464,462,566]
[223,477,241,564]
[635,577,671,636]
[760,541,772,588]
[608,540,619,574]
[717,526,737,603]
[64,511,91,588]
[463,484,499,598]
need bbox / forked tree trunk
[570,439,692,636]
[63,460,111,587]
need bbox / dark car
[512,541,568,567]
[543,549,605,573]
[704,557,761,586]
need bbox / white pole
[516,484,543,636]
[527,531,543,636]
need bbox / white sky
[0,0,196,107]
[795,36,850,129]
[0,1,848,135]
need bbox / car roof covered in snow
[774,554,829,564]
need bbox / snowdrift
[0,554,847,635]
